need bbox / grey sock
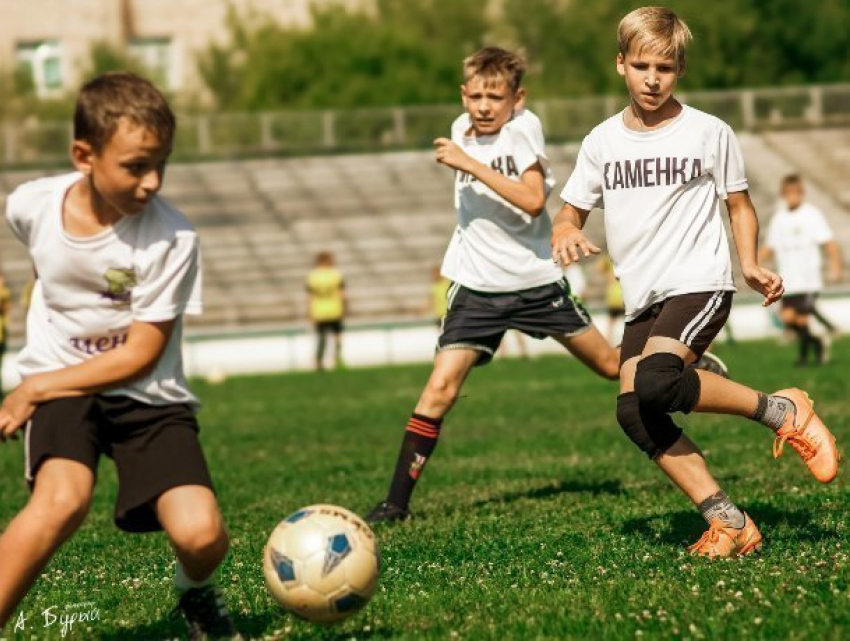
[753,393,793,432]
[698,490,746,529]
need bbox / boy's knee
[616,393,660,458]
[171,515,229,559]
[634,353,700,414]
[616,392,683,459]
[30,488,91,533]
[424,375,461,407]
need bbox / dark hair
[74,71,175,152]
[781,173,802,187]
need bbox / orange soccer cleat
[772,388,839,483]
[688,514,763,558]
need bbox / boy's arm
[551,202,600,266]
[726,191,784,306]
[433,138,547,216]
[824,239,842,283]
[0,319,174,439]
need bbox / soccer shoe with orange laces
[687,514,762,558]
[772,388,839,483]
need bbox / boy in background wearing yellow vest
[307,252,346,371]
[427,265,451,328]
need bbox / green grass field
[1,338,848,639]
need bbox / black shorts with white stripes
[437,279,593,366]
[619,291,733,365]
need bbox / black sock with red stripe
[386,413,443,510]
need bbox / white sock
[174,562,214,592]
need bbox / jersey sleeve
[132,230,203,322]
[711,122,749,199]
[450,114,469,145]
[559,134,604,211]
[5,187,34,245]
[512,113,548,176]
[808,207,835,244]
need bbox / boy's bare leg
[157,486,238,637]
[368,348,481,522]
[414,348,481,417]
[643,337,760,416]
[0,459,93,626]
[155,486,228,583]
[619,352,763,557]
[554,326,620,380]
[620,355,721,506]
[629,335,837,507]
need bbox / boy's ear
[616,53,626,77]
[71,140,94,175]
[514,87,527,111]
[460,83,469,109]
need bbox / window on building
[128,38,177,90]
[15,41,64,96]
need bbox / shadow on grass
[621,501,838,547]
[471,477,626,508]
[97,610,395,640]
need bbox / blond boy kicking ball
[552,7,839,558]
[0,72,239,639]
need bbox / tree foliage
[197,0,850,111]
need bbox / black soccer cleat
[692,352,729,378]
[174,585,241,641]
[365,501,411,524]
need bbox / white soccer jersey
[765,202,834,294]
[6,172,203,409]
[560,105,746,320]
[440,109,562,292]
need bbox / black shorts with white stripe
[619,291,733,365]
[437,279,593,367]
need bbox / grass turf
[1,338,848,639]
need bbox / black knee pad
[616,392,661,459]
[634,353,701,414]
[643,406,684,455]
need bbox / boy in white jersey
[0,73,238,638]
[760,174,842,365]
[366,47,624,523]
[552,7,839,558]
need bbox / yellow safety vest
[431,278,451,319]
[307,267,344,321]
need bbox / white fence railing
[3,83,850,166]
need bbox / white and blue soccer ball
[263,504,379,624]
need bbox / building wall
[0,0,369,100]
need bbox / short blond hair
[463,46,526,93]
[618,7,692,71]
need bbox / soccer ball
[263,504,380,624]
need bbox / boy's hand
[434,138,473,173]
[742,264,784,306]
[0,382,38,442]
[551,224,601,266]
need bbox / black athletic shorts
[620,291,733,365]
[315,320,343,334]
[438,279,593,366]
[781,293,818,314]
[25,395,214,533]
